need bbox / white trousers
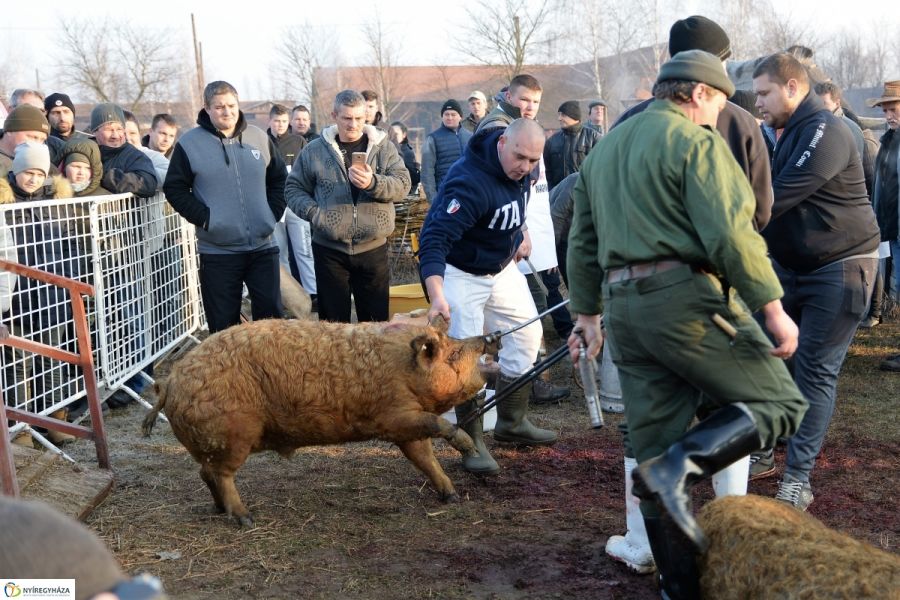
[273,208,317,294]
[444,261,541,377]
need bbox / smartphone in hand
[351,152,367,168]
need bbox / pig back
[163,319,486,447]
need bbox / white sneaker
[605,456,656,574]
[605,533,656,574]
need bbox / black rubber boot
[632,403,761,551]
[493,374,558,445]
[455,400,500,475]
[644,515,702,600]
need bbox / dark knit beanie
[90,103,126,132]
[65,151,91,166]
[440,99,464,117]
[558,100,581,121]
[657,50,736,97]
[669,15,732,60]
[45,92,76,114]
[0,497,125,600]
[3,105,50,135]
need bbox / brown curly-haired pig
[142,316,494,527]
[698,495,900,598]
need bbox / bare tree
[824,31,873,90]
[273,22,340,125]
[457,0,558,82]
[57,19,122,103]
[56,17,186,109]
[359,16,402,122]
[116,22,184,109]
[433,65,456,101]
[559,0,672,104]
[752,4,821,59]
[868,32,891,89]
[0,50,23,104]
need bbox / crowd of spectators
[2,14,899,599]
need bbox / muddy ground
[62,319,899,600]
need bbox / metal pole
[191,14,204,108]
[457,344,570,427]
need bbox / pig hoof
[440,492,461,504]
[236,515,255,528]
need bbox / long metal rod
[484,299,570,345]
[457,343,570,428]
[524,257,549,297]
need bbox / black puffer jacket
[99,143,157,198]
[543,124,601,190]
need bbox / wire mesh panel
[1,197,98,419]
[1,192,202,425]
[91,193,202,389]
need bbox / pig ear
[410,333,440,367]
[428,313,449,332]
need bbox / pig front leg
[397,438,459,502]
[382,411,476,456]
[383,412,477,502]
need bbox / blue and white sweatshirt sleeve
[418,179,486,280]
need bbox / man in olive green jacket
[565,50,807,600]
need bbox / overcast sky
[1,0,892,102]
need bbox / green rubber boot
[455,400,500,475]
[493,374,558,445]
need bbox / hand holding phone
[348,152,373,189]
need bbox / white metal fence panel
[91,193,202,389]
[1,196,98,419]
[2,192,202,424]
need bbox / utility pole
[191,14,205,109]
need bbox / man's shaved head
[497,118,546,181]
[504,117,545,143]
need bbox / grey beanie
[12,141,51,176]
[90,102,126,132]
[657,50,736,97]
[0,497,125,600]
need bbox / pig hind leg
[216,469,254,528]
[196,447,255,528]
[199,463,226,514]
[398,438,459,503]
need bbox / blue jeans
[775,257,876,482]
[891,240,900,297]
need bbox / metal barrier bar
[1,193,203,442]
[0,260,109,496]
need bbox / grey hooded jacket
[163,110,287,254]
[285,124,410,254]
